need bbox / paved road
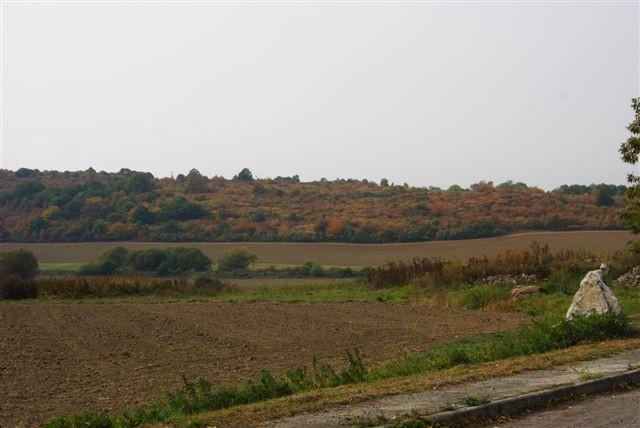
[503,388,640,427]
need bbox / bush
[0,277,37,299]
[99,246,130,267]
[77,261,117,276]
[297,261,325,277]
[127,249,167,271]
[78,246,212,276]
[0,249,38,279]
[193,274,229,293]
[217,247,257,271]
[165,247,212,272]
[461,285,511,309]
[44,410,113,428]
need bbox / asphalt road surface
[503,388,640,427]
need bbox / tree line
[0,167,627,243]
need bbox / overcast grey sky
[1,1,638,189]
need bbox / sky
[1,1,639,190]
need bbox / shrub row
[79,246,212,276]
[0,276,230,300]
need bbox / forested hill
[0,168,628,243]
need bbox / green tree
[98,246,130,267]
[125,172,155,194]
[91,219,108,239]
[0,249,38,278]
[130,206,154,224]
[619,98,640,250]
[165,247,212,272]
[234,168,254,181]
[126,249,167,271]
[184,168,208,193]
[13,180,45,198]
[217,247,257,270]
[594,185,615,207]
[27,216,49,233]
[160,196,208,221]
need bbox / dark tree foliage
[217,247,257,271]
[130,206,154,225]
[27,216,49,233]
[620,98,640,250]
[13,180,45,198]
[125,172,155,194]
[79,246,211,275]
[15,168,39,178]
[160,197,208,221]
[234,168,254,181]
[594,185,616,207]
[556,183,627,196]
[0,249,39,278]
[127,249,167,271]
[99,246,130,267]
[184,169,209,193]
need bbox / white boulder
[566,264,622,320]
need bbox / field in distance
[0,230,633,266]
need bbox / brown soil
[0,301,528,426]
[0,230,632,265]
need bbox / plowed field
[0,230,632,266]
[0,302,528,426]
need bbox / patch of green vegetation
[571,366,605,381]
[367,313,634,381]
[460,284,511,309]
[458,394,491,406]
[217,283,416,303]
[39,263,84,272]
[250,262,363,271]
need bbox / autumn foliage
[0,168,627,243]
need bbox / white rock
[566,264,622,320]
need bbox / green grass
[215,283,416,303]
[0,282,417,305]
[366,313,633,381]
[249,262,364,271]
[39,262,84,272]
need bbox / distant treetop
[234,168,254,181]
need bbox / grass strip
[196,337,640,427]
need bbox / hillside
[0,168,628,243]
